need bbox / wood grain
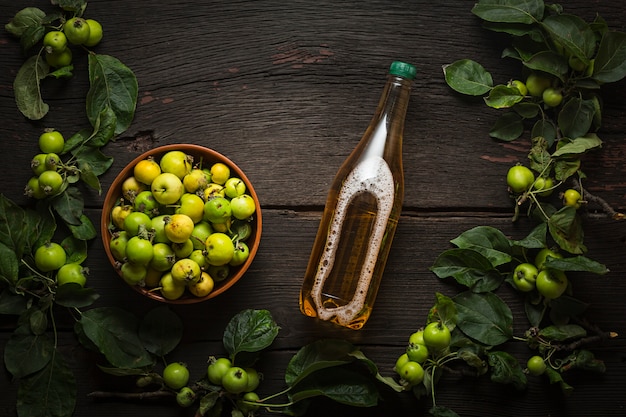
[1,1,625,416]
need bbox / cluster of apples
[107,149,257,300]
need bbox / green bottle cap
[389,61,417,80]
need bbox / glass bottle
[299,61,416,330]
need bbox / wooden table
[1,1,625,416]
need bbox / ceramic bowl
[101,144,261,303]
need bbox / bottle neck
[360,74,412,161]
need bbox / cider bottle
[299,61,416,330]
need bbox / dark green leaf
[558,97,596,141]
[567,349,606,373]
[16,351,76,417]
[489,112,524,141]
[223,309,280,358]
[4,324,54,378]
[289,367,379,408]
[55,284,100,308]
[0,195,56,260]
[553,158,580,182]
[593,31,626,83]
[87,54,138,135]
[0,242,19,286]
[78,307,154,369]
[548,206,586,254]
[427,292,458,330]
[64,128,92,153]
[29,309,48,335]
[138,306,184,357]
[443,59,493,96]
[5,7,45,37]
[430,248,503,293]
[20,24,46,52]
[544,254,608,274]
[471,0,544,24]
[74,145,114,177]
[524,296,546,327]
[542,14,596,61]
[78,162,102,192]
[529,136,551,174]
[61,235,88,264]
[545,366,574,395]
[523,51,569,79]
[51,187,84,226]
[487,351,527,390]
[89,105,118,147]
[512,222,547,250]
[50,0,87,14]
[285,339,355,387]
[13,55,50,120]
[531,119,557,147]
[348,349,404,392]
[66,214,97,241]
[453,291,513,345]
[484,85,524,108]
[513,102,540,119]
[0,289,28,314]
[450,226,512,266]
[539,324,586,342]
[198,391,220,416]
[552,134,602,157]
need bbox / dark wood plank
[1,1,625,416]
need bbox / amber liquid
[299,140,403,329]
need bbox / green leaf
[74,145,114,176]
[484,85,524,109]
[548,206,586,254]
[552,134,602,157]
[16,350,76,417]
[0,242,19,286]
[0,289,29,314]
[513,102,540,119]
[138,306,184,357]
[592,31,626,83]
[489,112,524,141]
[89,105,118,147]
[13,55,50,120]
[78,307,154,369]
[51,186,84,226]
[539,324,586,342]
[4,324,54,378]
[557,97,596,140]
[55,284,100,308]
[223,309,280,358]
[487,351,527,390]
[347,349,404,392]
[5,7,45,37]
[522,50,569,79]
[0,194,56,260]
[553,158,580,182]
[453,291,513,345]
[61,235,88,264]
[289,367,379,408]
[531,119,557,147]
[543,255,608,274]
[545,366,574,395]
[471,0,544,24]
[87,54,138,135]
[450,226,512,267]
[430,248,503,293]
[442,59,493,96]
[542,14,596,61]
[66,214,97,241]
[285,339,355,387]
[528,136,551,175]
[427,292,458,330]
[512,222,547,249]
